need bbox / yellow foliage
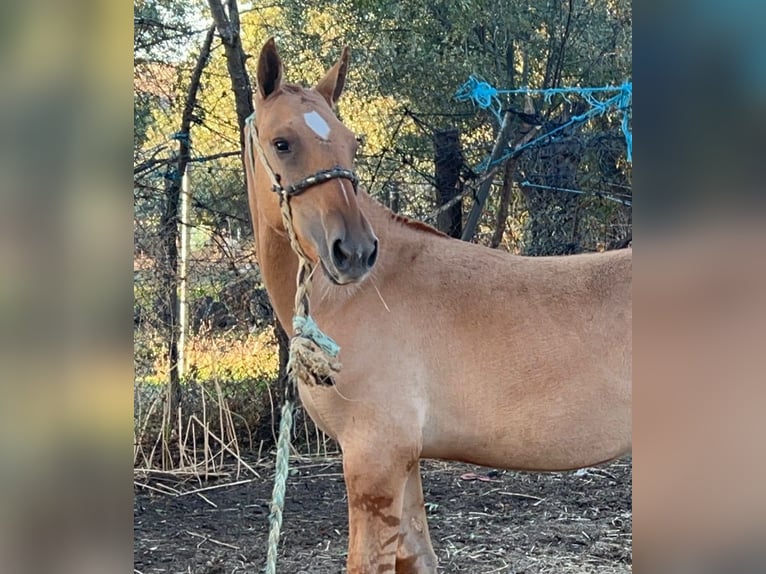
[341,94,401,155]
[305,8,337,46]
[147,330,278,385]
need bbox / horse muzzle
[322,233,378,284]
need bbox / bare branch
[207,0,254,159]
[189,150,241,164]
[461,112,515,242]
[226,0,240,35]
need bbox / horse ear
[315,46,349,107]
[257,38,283,100]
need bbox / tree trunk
[207,0,254,156]
[158,158,181,448]
[207,0,290,414]
[522,130,584,256]
[433,128,463,238]
[390,182,400,214]
[159,26,215,450]
[490,158,516,249]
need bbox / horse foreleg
[395,462,438,573]
[342,444,414,574]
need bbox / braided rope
[265,401,292,574]
[246,114,342,573]
[278,194,341,388]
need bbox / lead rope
[246,115,341,574]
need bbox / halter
[283,167,359,197]
[245,115,359,200]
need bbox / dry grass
[134,327,284,481]
[134,353,340,487]
[133,380,259,480]
[138,330,279,386]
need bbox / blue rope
[456,76,631,103]
[292,315,340,358]
[455,77,503,121]
[455,77,632,165]
[520,181,631,207]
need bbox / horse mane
[389,212,449,238]
[281,84,303,94]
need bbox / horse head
[249,38,378,285]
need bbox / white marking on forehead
[303,111,331,140]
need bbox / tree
[158,25,216,446]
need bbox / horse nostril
[367,240,378,269]
[332,238,350,270]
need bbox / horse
[244,38,631,574]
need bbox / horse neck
[254,191,431,332]
[351,193,436,287]
[255,214,299,333]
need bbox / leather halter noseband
[245,114,359,199]
[283,167,358,197]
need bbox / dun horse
[244,39,631,574]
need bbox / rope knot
[288,316,341,387]
[455,75,499,109]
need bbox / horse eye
[273,139,290,153]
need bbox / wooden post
[461,112,514,242]
[433,128,463,238]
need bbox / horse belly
[422,371,631,472]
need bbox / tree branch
[207,0,254,155]
[461,112,514,242]
[157,24,216,419]
[189,150,242,164]
[227,0,240,34]
[552,0,574,89]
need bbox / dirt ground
[134,455,631,574]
